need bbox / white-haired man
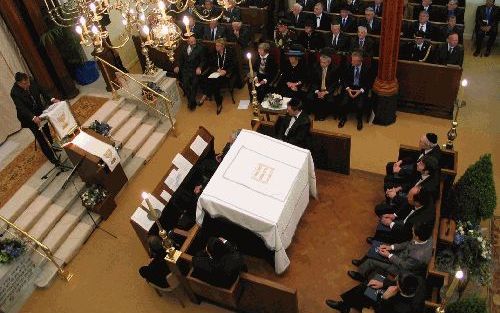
[350,26,375,56]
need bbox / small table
[259,96,290,121]
[196,130,317,274]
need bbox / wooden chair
[187,268,243,309]
[147,273,186,308]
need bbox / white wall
[463,0,483,39]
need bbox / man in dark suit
[433,32,463,66]
[409,11,435,39]
[400,31,432,62]
[326,273,426,313]
[10,72,59,164]
[139,236,171,288]
[297,0,318,12]
[359,7,381,34]
[442,0,464,23]
[288,3,307,28]
[298,19,325,51]
[174,36,206,110]
[373,0,383,16]
[412,0,437,21]
[350,26,375,56]
[201,0,222,19]
[203,19,227,41]
[221,0,241,23]
[347,0,364,15]
[227,20,251,49]
[313,2,331,31]
[307,50,339,120]
[439,15,464,43]
[349,222,434,282]
[338,6,358,33]
[322,0,339,13]
[276,98,311,149]
[338,51,373,130]
[473,0,499,57]
[250,42,278,102]
[324,20,350,52]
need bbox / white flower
[478,237,483,242]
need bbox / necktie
[375,5,379,14]
[420,24,424,31]
[284,116,296,136]
[187,45,192,55]
[342,18,346,26]
[332,35,337,46]
[486,7,491,20]
[211,29,216,41]
[449,47,453,54]
[359,39,364,48]
[321,67,327,90]
[354,66,360,86]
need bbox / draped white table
[196,130,317,274]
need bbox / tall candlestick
[445,270,464,299]
[247,52,254,79]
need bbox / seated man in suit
[249,42,278,102]
[359,7,381,35]
[409,10,435,40]
[192,237,246,288]
[323,0,338,13]
[400,30,432,62]
[288,3,307,28]
[174,36,206,110]
[10,72,60,165]
[221,0,241,23]
[297,0,318,12]
[412,0,437,21]
[274,18,297,49]
[202,0,222,19]
[278,45,307,99]
[276,98,311,149]
[348,221,434,282]
[200,38,235,115]
[307,49,339,120]
[338,51,373,130]
[338,6,358,33]
[433,32,464,66]
[439,15,464,43]
[313,2,331,31]
[373,0,383,16]
[227,20,251,49]
[203,19,227,41]
[350,25,375,56]
[139,235,171,288]
[324,20,350,52]
[326,272,425,313]
[473,0,499,57]
[346,0,365,15]
[443,0,464,23]
[298,19,325,51]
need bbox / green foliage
[452,154,496,226]
[40,25,86,67]
[446,295,487,313]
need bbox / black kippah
[426,133,437,144]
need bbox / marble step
[41,202,87,252]
[120,117,160,166]
[124,121,172,180]
[107,103,137,135]
[113,110,148,146]
[35,213,99,288]
[81,97,124,127]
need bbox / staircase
[0,95,176,312]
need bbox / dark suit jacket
[442,9,464,24]
[277,112,311,149]
[203,7,223,19]
[339,15,358,33]
[475,5,499,33]
[222,7,241,23]
[350,36,375,57]
[401,41,432,62]
[346,0,364,15]
[227,26,251,48]
[375,279,426,313]
[139,255,171,288]
[408,21,435,40]
[439,25,464,43]
[297,0,318,12]
[203,25,227,41]
[253,54,278,82]
[391,203,435,242]
[324,32,350,52]
[412,5,438,21]
[313,14,332,31]
[287,12,307,28]
[298,30,325,51]
[340,63,372,92]
[310,64,339,95]
[321,0,341,13]
[178,44,206,75]
[10,80,52,128]
[373,3,383,17]
[433,43,464,66]
[359,18,381,35]
[208,48,235,76]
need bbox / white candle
[183,16,191,35]
[79,16,88,33]
[142,25,151,42]
[459,79,468,101]
[445,270,464,299]
[75,25,84,42]
[247,52,254,78]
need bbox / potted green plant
[446,294,487,313]
[450,154,496,226]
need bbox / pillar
[372,0,404,125]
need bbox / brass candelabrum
[444,79,467,150]
[246,53,261,122]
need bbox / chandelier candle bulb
[142,25,151,41]
[89,2,98,19]
[247,52,254,79]
[75,25,84,42]
[79,16,88,33]
[158,1,167,19]
[183,16,192,36]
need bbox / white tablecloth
[196,130,317,274]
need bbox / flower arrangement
[436,221,493,285]
[264,93,283,109]
[81,184,109,209]
[0,238,26,264]
[88,120,112,137]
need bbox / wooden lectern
[64,129,128,218]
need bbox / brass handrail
[0,215,73,282]
[94,56,177,136]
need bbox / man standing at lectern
[11,72,60,164]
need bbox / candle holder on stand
[435,269,464,313]
[246,53,261,123]
[140,26,158,76]
[444,79,467,150]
